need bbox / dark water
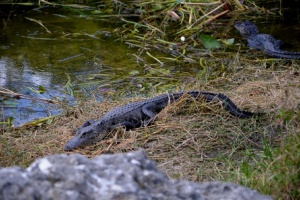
[253,0,300,49]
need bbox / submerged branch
[25,17,51,34]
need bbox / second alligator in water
[234,21,300,59]
[64,91,254,150]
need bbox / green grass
[231,111,300,199]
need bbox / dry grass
[0,59,299,199]
[0,1,299,199]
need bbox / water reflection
[0,57,53,88]
[0,56,70,126]
[0,11,137,126]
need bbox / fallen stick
[0,87,58,104]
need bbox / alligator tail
[216,93,253,118]
[187,91,254,118]
[264,49,300,59]
[187,90,217,101]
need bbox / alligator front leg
[113,121,142,130]
[141,103,159,126]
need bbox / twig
[203,10,229,25]
[25,17,51,34]
[188,2,227,28]
[0,87,58,104]
[181,1,222,6]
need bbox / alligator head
[234,21,259,38]
[64,120,109,151]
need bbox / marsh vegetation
[0,0,299,199]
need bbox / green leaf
[28,85,46,94]
[147,68,171,76]
[38,85,46,94]
[199,34,221,50]
[221,38,235,45]
[7,116,14,126]
[129,70,140,76]
[63,73,74,97]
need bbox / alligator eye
[81,132,91,137]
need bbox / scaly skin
[64,91,254,150]
[234,21,300,59]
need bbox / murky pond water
[0,7,187,126]
[0,9,140,126]
[0,3,299,126]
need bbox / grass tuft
[233,121,300,199]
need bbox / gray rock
[0,150,272,200]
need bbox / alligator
[64,90,254,150]
[234,20,300,59]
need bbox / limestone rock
[0,150,272,200]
